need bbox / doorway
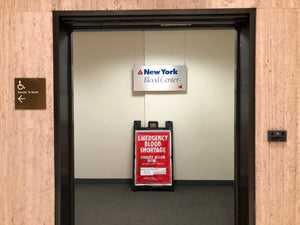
[53,9,255,225]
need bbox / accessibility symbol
[17,81,26,90]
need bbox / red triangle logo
[138,69,143,75]
[179,85,183,89]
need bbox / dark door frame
[53,9,255,225]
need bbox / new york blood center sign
[133,65,187,91]
[135,130,172,186]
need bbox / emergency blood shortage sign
[135,130,172,186]
[133,65,187,91]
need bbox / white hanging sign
[133,65,187,91]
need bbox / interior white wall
[73,32,145,178]
[145,30,235,180]
[74,30,235,180]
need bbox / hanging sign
[134,130,172,186]
[133,65,187,91]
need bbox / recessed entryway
[73,29,235,225]
[53,9,255,225]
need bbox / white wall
[73,30,235,180]
[73,32,144,178]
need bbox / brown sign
[15,78,46,110]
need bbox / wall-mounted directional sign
[133,65,187,91]
[14,78,46,110]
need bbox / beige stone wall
[0,0,299,224]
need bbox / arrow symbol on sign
[18,95,25,103]
[178,85,183,89]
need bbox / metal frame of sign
[133,120,174,191]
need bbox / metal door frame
[53,9,256,225]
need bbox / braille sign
[14,78,46,110]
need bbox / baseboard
[174,180,234,186]
[75,179,234,186]
[75,178,131,184]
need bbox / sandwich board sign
[133,121,174,191]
